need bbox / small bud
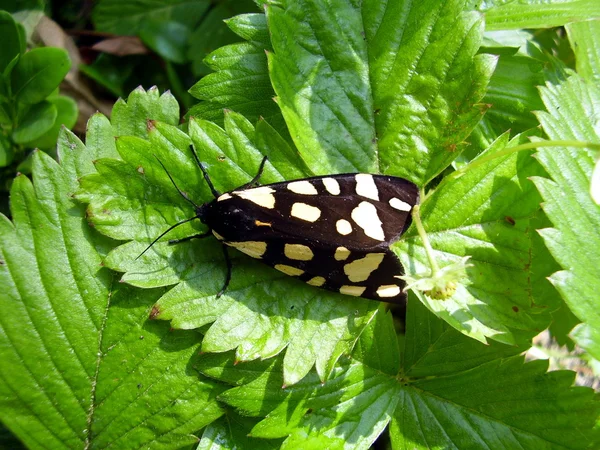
[399,256,472,300]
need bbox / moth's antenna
[136,216,198,259]
[189,144,220,198]
[154,156,201,209]
[136,155,203,259]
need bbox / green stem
[445,139,600,185]
[412,202,440,275]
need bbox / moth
[142,146,419,302]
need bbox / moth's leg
[168,231,212,245]
[239,156,268,189]
[217,245,232,298]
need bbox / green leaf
[0,11,23,73]
[571,323,600,361]
[111,86,180,138]
[188,13,283,130]
[217,302,600,449]
[25,95,78,150]
[79,53,132,98]
[198,414,283,450]
[483,53,545,134]
[92,0,210,34]
[480,0,600,31]
[139,19,190,64]
[532,73,600,357]
[10,47,70,105]
[0,135,14,167]
[396,132,558,344]
[266,0,494,181]
[77,111,378,387]
[188,0,260,76]
[11,100,57,144]
[368,0,495,184]
[0,123,224,448]
[566,19,600,83]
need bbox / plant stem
[445,139,600,184]
[412,202,440,275]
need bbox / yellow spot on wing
[334,246,350,261]
[389,197,411,211]
[287,180,318,195]
[307,276,326,287]
[336,219,352,235]
[227,241,267,258]
[355,174,379,201]
[340,285,366,297]
[376,285,401,298]
[274,264,304,276]
[351,201,385,241]
[291,203,321,222]
[322,177,340,195]
[234,186,276,208]
[255,220,272,227]
[284,243,314,261]
[343,253,385,282]
[212,230,225,240]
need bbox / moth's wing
[226,173,420,251]
[211,174,418,302]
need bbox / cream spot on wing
[227,241,267,258]
[274,264,304,276]
[343,253,385,282]
[355,174,379,201]
[284,243,314,261]
[334,246,350,261]
[291,203,321,222]
[340,285,366,297]
[307,276,326,287]
[336,219,352,235]
[376,285,401,298]
[233,186,276,209]
[389,197,412,211]
[322,177,340,195]
[217,193,232,202]
[212,230,225,241]
[287,180,318,195]
[351,202,385,241]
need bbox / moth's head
[194,202,210,225]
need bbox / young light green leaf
[532,73,600,357]
[11,47,70,105]
[0,125,224,448]
[396,132,558,344]
[566,19,600,83]
[480,0,600,31]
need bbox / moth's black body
[148,146,419,303]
